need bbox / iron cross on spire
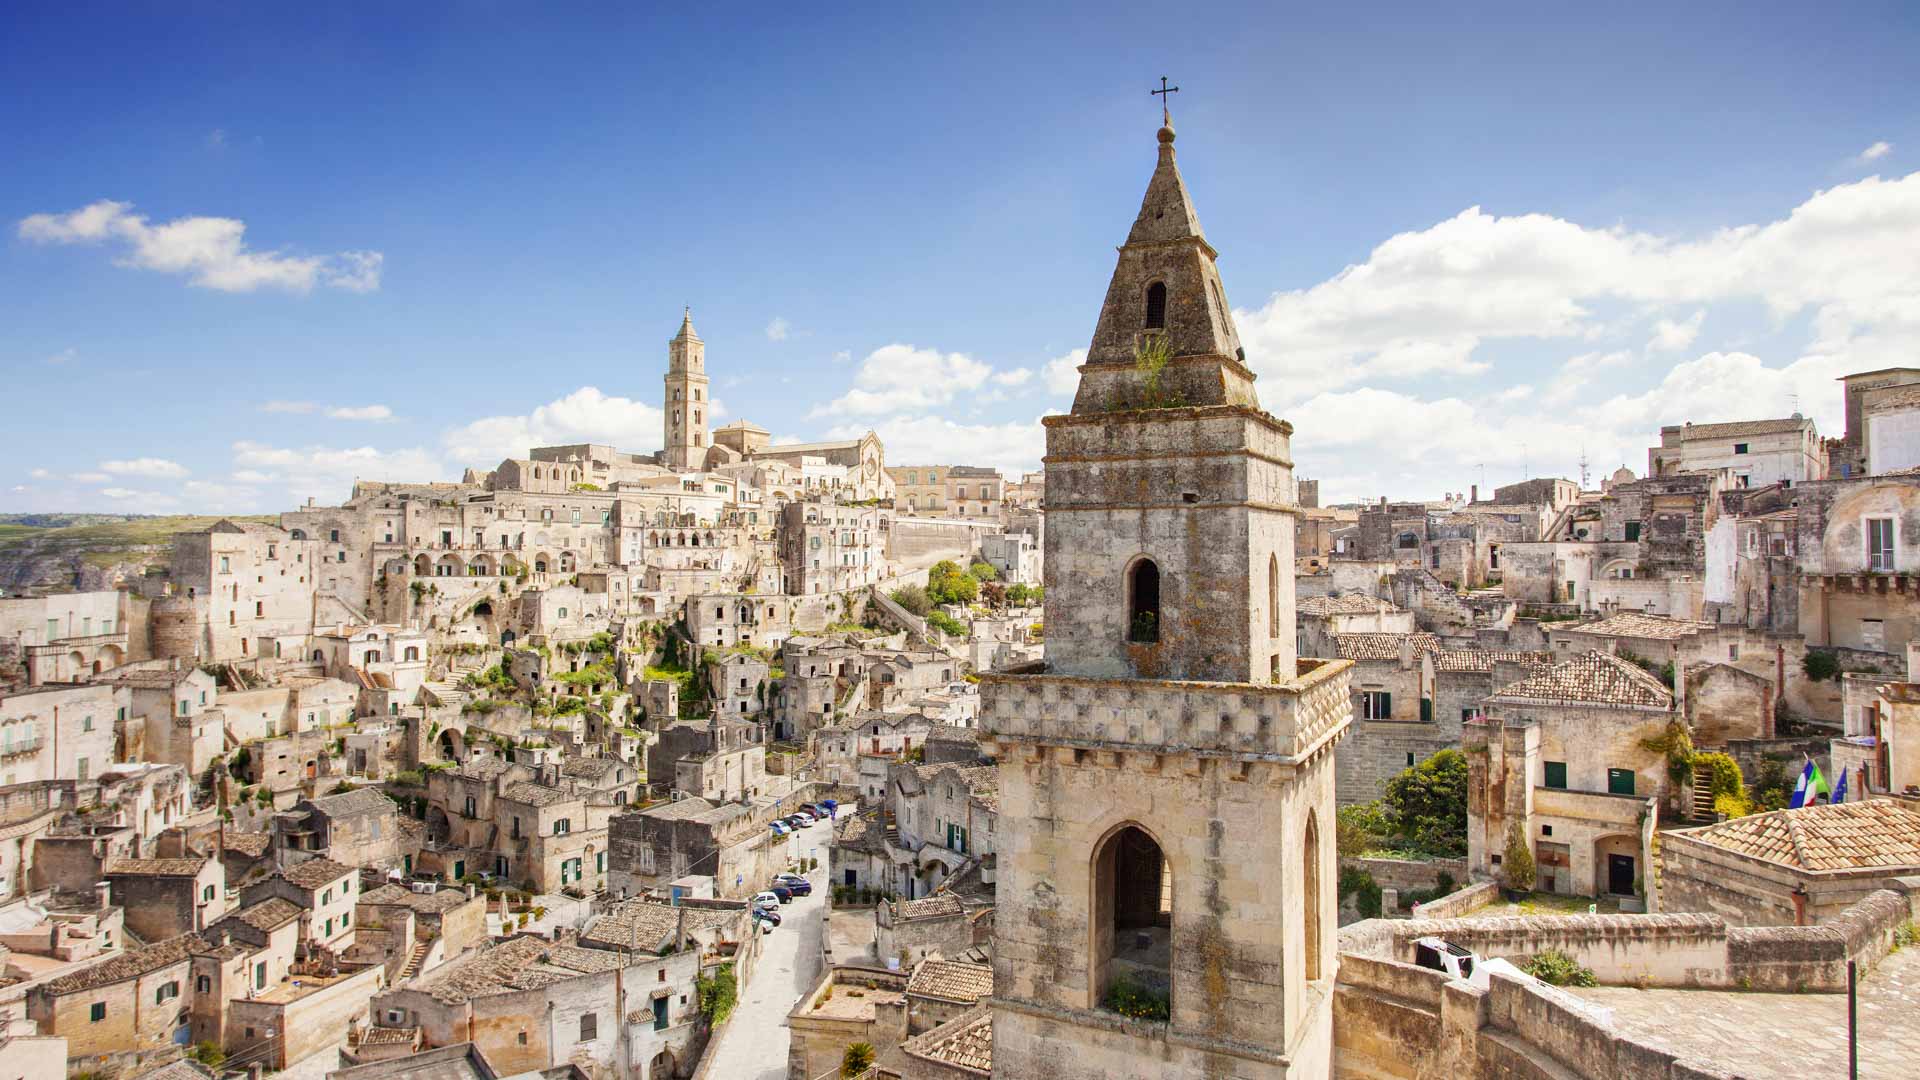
[1151,75,1179,121]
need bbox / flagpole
[1848,959,1858,1080]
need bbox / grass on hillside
[0,515,276,552]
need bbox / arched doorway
[1304,810,1322,981]
[1092,823,1171,1016]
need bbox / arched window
[1268,554,1280,638]
[1304,810,1323,981]
[1144,281,1167,329]
[1397,531,1419,550]
[1127,558,1161,644]
[1093,824,1171,1017]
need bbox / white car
[751,891,781,912]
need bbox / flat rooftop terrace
[1567,944,1920,1079]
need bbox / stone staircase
[398,941,430,981]
[1690,761,1716,821]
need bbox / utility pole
[1848,959,1858,1079]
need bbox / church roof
[1127,117,1207,248]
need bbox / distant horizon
[6,4,1917,514]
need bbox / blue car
[773,873,812,896]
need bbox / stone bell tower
[663,308,710,470]
[979,112,1352,1080]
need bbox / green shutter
[1607,768,1636,796]
[1544,762,1567,789]
[1380,692,1392,718]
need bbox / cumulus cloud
[1858,141,1892,163]
[28,468,49,479]
[263,400,317,414]
[1042,349,1086,396]
[766,317,791,341]
[100,457,188,479]
[440,386,663,468]
[824,414,1049,479]
[17,200,382,293]
[990,368,1033,387]
[1647,310,1705,352]
[1235,171,1920,408]
[232,440,444,503]
[70,472,112,484]
[810,344,995,417]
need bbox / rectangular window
[580,1013,597,1040]
[329,529,340,542]
[220,556,230,573]
[91,1002,107,1021]
[652,996,668,1030]
[1607,768,1636,796]
[1359,691,1392,720]
[256,962,267,989]
[1544,761,1568,789]
[1868,517,1895,571]
[1733,442,1748,454]
[1625,521,1641,542]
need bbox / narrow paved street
[703,806,847,1079]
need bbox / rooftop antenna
[1578,447,1590,490]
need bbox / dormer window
[1144,281,1167,330]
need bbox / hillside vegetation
[0,514,276,593]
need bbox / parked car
[755,917,776,934]
[785,815,812,829]
[774,873,811,896]
[799,802,821,816]
[771,885,794,904]
[769,821,789,836]
[751,891,782,912]
[819,799,838,813]
[753,907,781,928]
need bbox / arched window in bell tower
[1268,553,1280,638]
[1093,823,1172,1019]
[1304,809,1323,981]
[1127,558,1161,643]
[1144,281,1167,330]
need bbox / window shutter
[1380,692,1391,718]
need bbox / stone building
[1658,799,1920,925]
[1328,633,1442,805]
[110,663,222,777]
[1828,366,1920,478]
[890,465,953,514]
[104,855,228,943]
[779,501,884,595]
[0,588,144,684]
[243,855,361,951]
[164,519,322,662]
[0,680,122,786]
[707,651,771,720]
[1648,416,1827,487]
[273,786,403,870]
[1792,470,1920,654]
[606,795,788,901]
[1466,651,1677,901]
[942,466,1005,521]
[1296,594,1415,659]
[977,114,1350,1080]
[649,716,763,800]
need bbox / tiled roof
[900,1003,992,1076]
[451,758,514,782]
[1683,800,1920,872]
[43,932,209,994]
[360,883,475,914]
[579,898,744,955]
[109,667,201,689]
[1431,649,1555,674]
[914,763,999,812]
[1489,651,1674,709]
[223,831,272,857]
[1665,417,1812,439]
[1298,594,1402,617]
[561,757,621,779]
[225,897,303,932]
[499,781,578,808]
[896,893,964,921]
[1559,612,1713,641]
[907,958,993,1004]
[130,1061,216,1080]
[414,935,628,1002]
[106,857,207,877]
[1332,633,1439,661]
[280,856,355,890]
[307,787,397,818]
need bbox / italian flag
[1789,758,1828,809]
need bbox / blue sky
[5,2,1918,512]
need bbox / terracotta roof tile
[1664,417,1813,439]
[1431,649,1555,674]
[896,893,963,921]
[1489,651,1674,709]
[1559,612,1714,641]
[280,856,355,890]
[106,857,206,877]
[1298,594,1404,617]
[1683,800,1920,872]
[900,1003,992,1076]
[907,959,993,1004]
[1332,633,1439,661]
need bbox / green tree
[1503,821,1536,892]
[1382,750,1469,856]
[890,584,933,617]
[842,1041,876,1077]
[969,559,1000,582]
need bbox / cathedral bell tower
[979,112,1352,1080]
[663,309,710,470]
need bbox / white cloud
[1541,350,1633,407]
[1858,141,1892,163]
[70,472,112,484]
[232,440,444,504]
[1234,171,1920,408]
[263,400,318,414]
[766,317,791,342]
[99,488,141,499]
[28,468,49,479]
[17,200,382,293]
[100,457,188,479]
[824,414,1048,479]
[440,386,663,468]
[991,368,1033,387]
[326,404,393,422]
[1647,309,1705,352]
[810,344,994,417]
[1043,349,1086,396]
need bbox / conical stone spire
[1069,119,1255,415]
